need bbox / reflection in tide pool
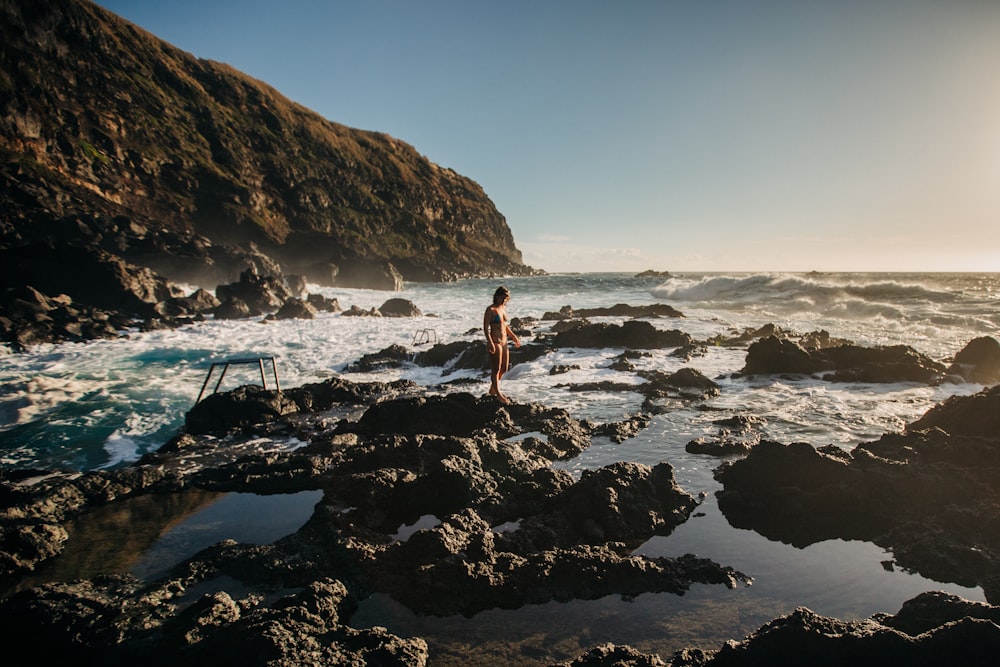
[0,489,323,599]
[131,490,324,579]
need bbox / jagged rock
[0,284,130,350]
[0,575,428,666]
[342,305,382,317]
[346,344,413,372]
[215,270,292,315]
[414,340,486,371]
[907,384,1000,437]
[305,293,341,312]
[152,288,220,320]
[553,643,667,666]
[553,321,692,349]
[269,297,317,320]
[685,415,765,457]
[714,387,1000,601]
[543,304,683,320]
[740,336,823,375]
[372,508,746,618]
[946,336,1000,384]
[212,296,254,320]
[378,297,423,317]
[0,245,174,317]
[741,335,947,383]
[592,413,652,443]
[185,385,300,435]
[666,597,1000,666]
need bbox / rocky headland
[1,0,539,350]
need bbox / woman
[484,285,520,403]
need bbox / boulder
[215,269,292,315]
[907,384,1000,437]
[185,385,300,435]
[270,297,317,320]
[947,336,1000,384]
[212,296,254,320]
[378,298,422,317]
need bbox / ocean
[2,271,999,662]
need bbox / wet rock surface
[3,319,1000,663]
[0,381,747,664]
[741,335,948,383]
[715,385,1000,603]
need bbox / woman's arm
[505,322,520,347]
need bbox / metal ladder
[194,356,280,405]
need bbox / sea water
[2,272,999,662]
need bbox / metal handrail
[194,356,280,405]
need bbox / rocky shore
[2,317,1000,664]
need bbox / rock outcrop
[714,385,1000,602]
[0,0,537,348]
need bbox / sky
[93,0,1000,273]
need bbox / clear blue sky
[95,0,1000,273]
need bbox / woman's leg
[489,349,502,397]
[496,346,511,401]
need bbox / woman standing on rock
[484,285,520,403]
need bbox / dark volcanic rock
[553,643,667,666]
[0,285,128,350]
[0,575,428,666]
[212,296,254,320]
[215,269,293,315]
[378,297,423,317]
[185,385,300,435]
[946,336,1000,384]
[269,297,317,320]
[0,244,175,317]
[714,386,1000,601]
[305,292,341,313]
[907,384,1000,437]
[687,415,765,456]
[553,321,692,349]
[662,595,1000,666]
[741,335,947,383]
[347,343,413,372]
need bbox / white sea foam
[0,272,996,471]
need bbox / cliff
[0,0,535,290]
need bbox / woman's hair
[492,286,510,305]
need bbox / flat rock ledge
[0,380,746,665]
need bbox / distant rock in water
[741,335,946,384]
